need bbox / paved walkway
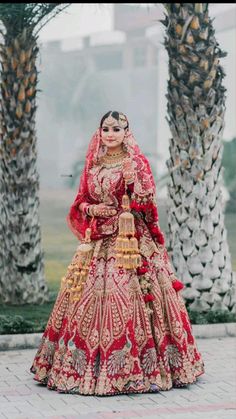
[0,337,235,419]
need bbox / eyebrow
[102,125,120,128]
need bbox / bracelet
[82,203,90,215]
[87,204,96,217]
[87,204,116,218]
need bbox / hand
[122,158,135,183]
[89,203,117,218]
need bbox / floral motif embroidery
[107,349,127,376]
[134,325,146,346]
[141,348,158,374]
[165,345,183,368]
[70,348,87,376]
[88,329,99,348]
[40,339,55,365]
[102,328,111,349]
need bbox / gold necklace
[101,150,127,165]
[106,149,125,157]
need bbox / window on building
[133,46,146,67]
[94,51,123,71]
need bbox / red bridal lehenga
[30,128,205,396]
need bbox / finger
[105,205,116,211]
[103,210,117,217]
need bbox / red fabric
[137,267,148,276]
[143,294,155,303]
[127,182,134,193]
[130,200,157,216]
[66,129,103,241]
[172,280,184,292]
[134,230,142,240]
[148,225,165,245]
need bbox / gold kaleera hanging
[61,226,94,303]
[115,183,141,270]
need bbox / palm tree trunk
[162,3,235,312]
[0,29,49,304]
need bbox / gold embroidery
[31,161,205,396]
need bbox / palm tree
[162,3,235,312]
[0,4,70,304]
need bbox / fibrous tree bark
[0,3,70,304]
[162,3,235,312]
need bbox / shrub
[188,309,236,325]
[0,315,47,334]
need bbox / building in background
[37,4,236,190]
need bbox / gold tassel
[115,190,141,270]
[62,226,94,303]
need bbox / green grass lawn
[40,188,78,293]
[0,188,235,333]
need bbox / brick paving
[0,337,235,419]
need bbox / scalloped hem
[31,365,204,396]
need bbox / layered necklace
[101,149,127,165]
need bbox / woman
[30,111,205,396]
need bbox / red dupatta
[66,129,101,241]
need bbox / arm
[66,168,91,241]
[124,154,184,292]
[124,154,165,245]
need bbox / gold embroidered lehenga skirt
[30,218,205,395]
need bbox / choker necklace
[106,149,125,157]
[101,150,127,165]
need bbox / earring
[123,139,128,153]
[101,144,107,155]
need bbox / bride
[30,110,204,395]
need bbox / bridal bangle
[82,203,90,215]
[87,204,96,217]
[87,204,116,218]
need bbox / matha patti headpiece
[104,112,128,129]
[118,113,128,128]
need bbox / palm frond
[0,3,71,37]
[34,4,71,36]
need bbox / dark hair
[100,111,129,129]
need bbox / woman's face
[101,116,126,150]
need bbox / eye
[113,127,120,132]
[102,127,108,132]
